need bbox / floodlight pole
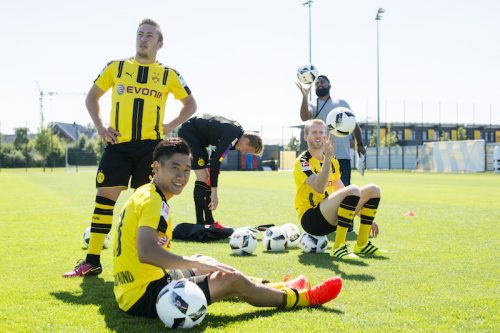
[303,0,314,101]
[375,8,385,169]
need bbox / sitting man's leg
[318,185,361,259]
[353,184,387,255]
[206,270,342,308]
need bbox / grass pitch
[0,168,499,332]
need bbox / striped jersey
[113,182,173,311]
[94,58,191,143]
[293,150,341,220]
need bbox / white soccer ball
[229,228,258,255]
[281,223,302,248]
[156,279,208,329]
[326,107,357,138]
[300,233,329,253]
[83,226,110,249]
[262,226,287,252]
[297,64,319,85]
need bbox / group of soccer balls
[229,224,328,255]
[297,64,357,138]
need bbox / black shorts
[178,122,208,170]
[126,269,211,318]
[301,204,337,236]
[95,140,160,189]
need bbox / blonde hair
[304,119,327,135]
[243,132,263,156]
[138,18,163,42]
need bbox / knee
[215,271,249,295]
[344,184,361,197]
[366,184,381,197]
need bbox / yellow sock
[357,198,380,246]
[281,288,311,308]
[87,196,115,256]
[333,195,360,249]
[333,226,349,249]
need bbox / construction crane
[35,81,86,128]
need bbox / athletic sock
[333,195,360,249]
[280,288,311,308]
[204,187,215,224]
[86,196,115,265]
[357,198,380,246]
[194,181,208,225]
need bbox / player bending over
[114,138,342,317]
[293,119,387,259]
[178,114,263,228]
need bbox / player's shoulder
[134,183,163,206]
[296,150,313,167]
[331,98,351,109]
[157,62,181,74]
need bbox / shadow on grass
[51,276,343,333]
[202,305,343,330]
[298,253,376,282]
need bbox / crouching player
[293,119,388,259]
[114,137,342,318]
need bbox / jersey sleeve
[293,157,313,189]
[167,69,191,100]
[93,61,115,92]
[138,197,170,233]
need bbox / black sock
[194,181,208,224]
[204,188,214,224]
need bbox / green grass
[0,168,499,332]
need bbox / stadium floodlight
[302,0,314,101]
[375,8,385,169]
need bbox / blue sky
[1,0,499,141]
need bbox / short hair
[243,132,263,156]
[153,137,191,164]
[317,75,330,83]
[138,18,163,42]
[304,119,327,135]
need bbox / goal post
[416,140,485,172]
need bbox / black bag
[173,223,234,242]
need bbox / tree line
[0,126,104,169]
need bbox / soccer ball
[229,228,258,255]
[300,233,328,253]
[297,64,319,85]
[262,226,287,252]
[83,226,110,249]
[281,223,302,248]
[326,107,357,138]
[156,279,208,329]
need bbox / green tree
[286,135,300,151]
[34,127,52,171]
[13,127,29,151]
[368,125,398,147]
[457,126,468,140]
[439,131,450,141]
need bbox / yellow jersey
[94,58,191,143]
[293,150,341,220]
[113,182,173,311]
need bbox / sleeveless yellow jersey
[94,58,191,143]
[293,150,341,220]
[113,182,173,311]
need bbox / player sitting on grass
[293,119,387,259]
[113,137,342,317]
